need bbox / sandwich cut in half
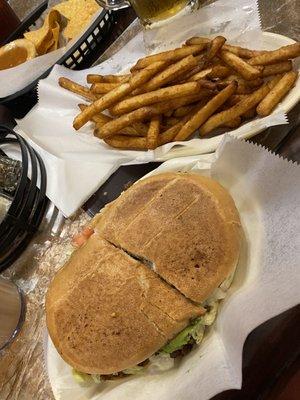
[46,172,242,382]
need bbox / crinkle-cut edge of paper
[256,0,263,30]
[218,134,300,167]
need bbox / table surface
[0,2,300,399]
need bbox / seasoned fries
[131,44,206,70]
[110,82,202,115]
[147,116,160,149]
[219,50,261,80]
[248,43,300,65]
[175,82,237,141]
[58,35,299,151]
[200,77,281,135]
[256,71,297,116]
[91,82,121,94]
[58,77,97,101]
[206,36,226,62]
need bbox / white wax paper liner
[46,135,300,400]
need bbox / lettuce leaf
[160,317,204,354]
[123,366,144,375]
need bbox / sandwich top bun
[96,173,242,303]
[46,234,204,375]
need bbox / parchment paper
[46,135,300,400]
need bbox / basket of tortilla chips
[0,0,115,115]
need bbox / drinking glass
[96,0,199,26]
[0,277,24,351]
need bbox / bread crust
[46,234,204,374]
[96,173,242,303]
[46,172,241,374]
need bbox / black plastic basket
[0,125,48,272]
[0,1,115,117]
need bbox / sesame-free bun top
[96,172,242,303]
[46,235,204,375]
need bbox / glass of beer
[96,0,199,26]
[0,277,24,350]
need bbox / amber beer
[96,0,198,25]
[130,0,194,23]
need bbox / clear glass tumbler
[0,277,24,351]
[96,0,199,26]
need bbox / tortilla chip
[48,21,60,51]
[63,16,91,40]
[46,9,61,29]
[24,10,61,55]
[24,26,52,55]
[54,0,99,20]
[53,0,100,40]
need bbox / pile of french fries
[59,36,300,150]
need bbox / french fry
[129,61,168,89]
[177,63,206,82]
[132,122,149,136]
[261,61,293,77]
[185,37,211,46]
[104,135,148,150]
[73,82,132,130]
[248,42,300,65]
[131,44,206,70]
[74,62,171,130]
[174,81,237,141]
[87,74,130,84]
[78,104,146,137]
[200,77,281,135]
[208,65,232,78]
[256,71,298,116]
[80,111,147,139]
[78,103,111,124]
[100,107,155,138]
[225,94,248,106]
[164,116,180,127]
[147,116,160,149]
[87,74,104,84]
[222,117,242,129]
[206,36,226,61]
[243,107,256,119]
[100,93,211,138]
[110,82,203,116]
[188,68,212,81]
[95,74,130,83]
[160,113,196,145]
[173,104,195,117]
[219,50,261,80]
[164,110,173,118]
[91,82,121,94]
[59,77,97,101]
[218,76,257,94]
[139,55,198,92]
[246,78,264,87]
[222,44,267,59]
[186,37,267,58]
[188,66,232,82]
